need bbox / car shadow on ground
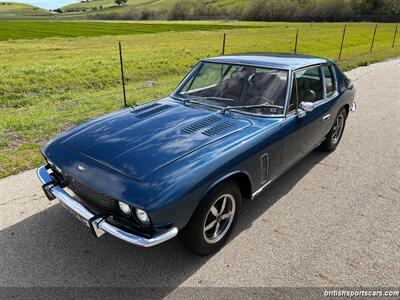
[0,149,330,295]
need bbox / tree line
[90,0,400,21]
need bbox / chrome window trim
[285,69,297,116]
[283,69,293,117]
[321,65,327,99]
[321,64,338,100]
[202,59,291,71]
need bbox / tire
[179,180,241,256]
[319,107,347,151]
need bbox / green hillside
[0,2,51,16]
[62,0,121,11]
[60,0,247,15]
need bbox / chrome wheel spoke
[210,205,218,217]
[219,197,227,214]
[220,212,231,220]
[213,222,220,238]
[204,220,217,232]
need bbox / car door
[280,65,333,171]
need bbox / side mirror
[297,102,314,118]
[299,101,315,112]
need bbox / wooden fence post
[370,24,377,53]
[294,29,299,54]
[222,33,226,55]
[118,41,127,108]
[338,24,347,60]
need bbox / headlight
[118,201,132,216]
[135,208,150,226]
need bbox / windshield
[175,62,288,116]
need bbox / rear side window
[294,67,324,103]
[323,65,336,97]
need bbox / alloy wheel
[203,194,236,244]
[331,114,344,144]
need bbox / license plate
[62,203,91,228]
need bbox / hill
[60,0,247,18]
[61,0,245,12]
[0,2,51,16]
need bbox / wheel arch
[343,103,350,116]
[201,170,253,202]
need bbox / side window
[288,77,297,113]
[323,65,336,98]
[295,67,323,103]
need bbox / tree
[167,1,190,20]
[115,0,127,6]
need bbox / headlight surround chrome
[117,201,132,216]
[135,208,150,226]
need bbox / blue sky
[10,0,80,9]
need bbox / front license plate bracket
[62,203,106,238]
[42,181,56,201]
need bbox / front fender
[200,170,253,201]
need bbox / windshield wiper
[219,104,283,115]
[203,96,235,102]
[181,97,222,110]
[179,96,283,115]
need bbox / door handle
[323,114,331,121]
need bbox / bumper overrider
[37,165,178,247]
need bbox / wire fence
[0,23,399,119]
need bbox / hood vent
[202,121,236,137]
[131,102,161,114]
[181,115,221,134]
[132,103,172,119]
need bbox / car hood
[61,98,252,181]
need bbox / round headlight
[118,201,132,216]
[135,208,150,226]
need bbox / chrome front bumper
[351,100,357,112]
[37,166,178,247]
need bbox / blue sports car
[38,53,356,255]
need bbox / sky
[10,0,80,9]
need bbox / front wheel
[319,108,347,151]
[179,181,241,256]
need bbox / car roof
[203,52,331,70]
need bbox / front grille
[67,179,117,212]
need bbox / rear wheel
[319,108,347,151]
[179,181,241,256]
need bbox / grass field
[0,21,399,178]
[0,2,51,16]
[0,21,252,41]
